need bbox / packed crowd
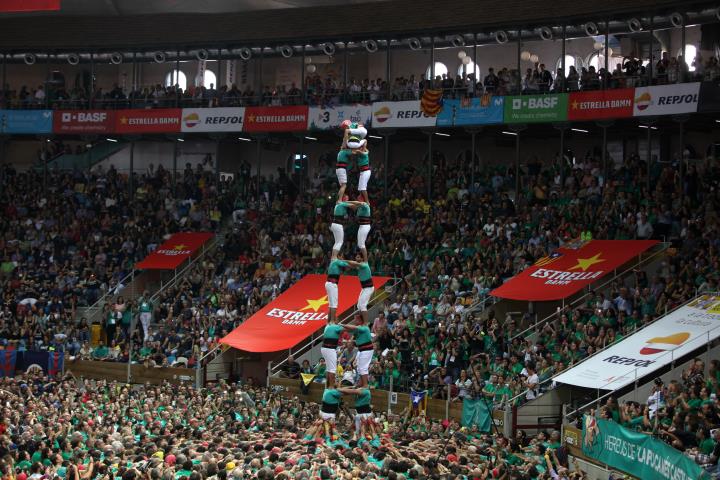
[1,50,716,110]
[0,161,230,360]
[0,373,591,480]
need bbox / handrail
[269,277,402,376]
[513,291,719,414]
[148,235,219,305]
[564,292,720,417]
[80,268,138,323]
[510,242,669,344]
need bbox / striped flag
[410,390,427,416]
[534,252,563,267]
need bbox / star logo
[569,253,605,271]
[120,116,128,124]
[571,100,579,110]
[172,244,188,250]
[299,296,328,312]
[247,114,255,123]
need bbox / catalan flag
[420,89,443,117]
[410,389,427,416]
[534,252,563,267]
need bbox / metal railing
[79,269,138,325]
[148,235,219,308]
[510,242,669,344]
[503,243,670,407]
[269,277,402,377]
[563,292,720,423]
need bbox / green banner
[582,415,706,480]
[461,398,491,432]
[504,93,568,123]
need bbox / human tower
[311,121,379,442]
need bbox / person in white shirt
[34,85,45,103]
[636,213,654,239]
[525,364,540,400]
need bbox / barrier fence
[0,81,714,135]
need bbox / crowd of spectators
[1,130,719,469]
[0,373,593,480]
[1,51,717,110]
[0,161,230,362]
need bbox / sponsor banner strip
[221,274,391,352]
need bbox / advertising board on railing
[307,104,372,130]
[503,94,568,123]
[0,109,53,134]
[180,107,245,132]
[554,295,720,390]
[633,83,700,116]
[436,95,504,127]
[115,109,181,133]
[54,110,115,134]
[568,88,634,121]
[243,106,309,132]
[371,100,437,128]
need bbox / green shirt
[337,149,352,168]
[322,389,342,405]
[140,301,152,313]
[355,151,370,168]
[333,202,351,217]
[357,262,372,283]
[323,324,344,340]
[353,326,372,345]
[357,203,371,219]
[355,388,371,407]
[328,260,349,276]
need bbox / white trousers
[357,224,371,249]
[357,287,374,311]
[325,282,339,309]
[358,170,371,191]
[330,223,344,252]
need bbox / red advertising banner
[135,232,214,270]
[242,106,309,132]
[115,109,181,133]
[568,89,635,121]
[0,0,60,12]
[54,110,115,134]
[221,274,391,352]
[490,240,658,301]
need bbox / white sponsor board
[371,101,437,128]
[554,295,720,390]
[633,83,700,116]
[307,104,372,130]
[180,107,245,132]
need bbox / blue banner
[436,95,504,127]
[0,110,53,133]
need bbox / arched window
[165,70,187,90]
[684,44,697,72]
[425,62,448,80]
[587,53,603,71]
[203,70,217,89]
[457,61,480,80]
[556,55,577,76]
